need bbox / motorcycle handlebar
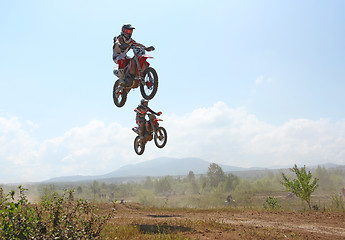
[145,46,155,51]
[130,45,155,51]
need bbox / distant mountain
[43,157,343,183]
[102,157,254,178]
[44,175,100,183]
[309,163,344,169]
[43,157,263,183]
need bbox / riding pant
[113,54,130,68]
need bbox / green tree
[187,170,195,182]
[224,173,239,192]
[233,179,254,206]
[90,180,100,201]
[188,179,200,194]
[314,165,334,190]
[0,185,3,202]
[199,174,208,193]
[76,186,83,194]
[39,184,56,199]
[143,176,154,189]
[207,163,225,188]
[154,176,172,194]
[281,164,319,209]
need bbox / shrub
[135,189,156,206]
[263,196,280,210]
[281,164,319,210]
[0,186,115,239]
[330,193,345,212]
[0,186,38,239]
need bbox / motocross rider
[112,24,155,85]
[135,99,160,140]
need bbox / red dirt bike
[132,112,167,155]
[113,46,158,107]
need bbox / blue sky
[1,0,345,183]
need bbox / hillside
[43,157,344,183]
[43,157,263,183]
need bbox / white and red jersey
[112,34,146,60]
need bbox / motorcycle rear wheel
[113,80,127,107]
[134,136,145,155]
[140,67,158,100]
[154,127,167,148]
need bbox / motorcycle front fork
[133,57,150,85]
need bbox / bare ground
[101,203,345,239]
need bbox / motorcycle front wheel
[140,67,158,100]
[113,80,127,107]
[154,127,167,148]
[134,136,145,155]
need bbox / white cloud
[35,120,137,179]
[0,117,138,183]
[163,102,345,168]
[255,75,274,85]
[1,103,345,183]
[255,75,264,85]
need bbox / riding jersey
[135,105,157,122]
[112,35,145,60]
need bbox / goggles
[123,28,133,35]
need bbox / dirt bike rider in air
[112,24,155,86]
[135,99,160,140]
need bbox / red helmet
[121,24,135,40]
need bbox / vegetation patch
[0,186,115,239]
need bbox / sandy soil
[102,203,345,239]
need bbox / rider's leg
[139,121,145,140]
[129,59,137,77]
[148,114,155,131]
[116,58,126,85]
[116,56,130,85]
[118,68,125,83]
[145,121,150,132]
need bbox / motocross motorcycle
[113,46,158,107]
[132,112,167,155]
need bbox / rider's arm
[135,106,148,114]
[129,38,154,51]
[129,39,146,49]
[148,108,159,115]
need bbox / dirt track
[103,203,345,239]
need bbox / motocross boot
[118,68,125,86]
[139,123,145,141]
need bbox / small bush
[312,204,319,211]
[330,193,345,212]
[0,186,116,239]
[0,186,3,201]
[135,189,156,206]
[263,196,280,210]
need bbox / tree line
[1,163,344,210]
